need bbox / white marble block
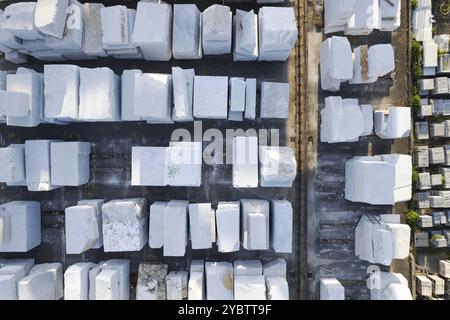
[172,67,194,122]
[188,271,204,300]
[65,202,102,254]
[34,0,68,38]
[18,271,56,300]
[234,260,263,276]
[320,278,345,300]
[266,276,289,300]
[134,72,172,121]
[193,75,228,119]
[26,140,60,190]
[0,274,17,300]
[0,91,29,117]
[0,259,35,274]
[166,271,188,300]
[5,72,42,127]
[29,263,63,299]
[230,77,246,112]
[163,200,188,257]
[102,198,148,252]
[241,199,269,250]
[78,67,120,122]
[263,258,287,278]
[173,4,202,59]
[260,82,290,118]
[271,200,293,253]
[133,2,172,61]
[98,259,129,300]
[77,199,103,247]
[136,263,168,300]
[205,262,233,300]
[50,141,90,186]
[189,203,213,249]
[259,146,297,187]
[0,11,23,50]
[95,268,119,300]
[233,136,258,188]
[131,147,166,186]
[120,69,140,121]
[258,7,298,61]
[216,201,240,253]
[202,5,232,55]
[0,144,26,186]
[165,141,202,187]
[0,201,40,252]
[1,3,44,40]
[234,275,266,300]
[100,5,128,47]
[64,262,96,300]
[83,3,107,57]
[245,78,257,120]
[44,64,79,121]
[233,10,258,61]
[5,50,28,64]
[149,201,167,249]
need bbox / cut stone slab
[50,141,91,186]
[83,3,107,57]
[188,271,204,300]
[0,201,41,252]
[136,263,168,300]
[205,262,233,300]
[229,77,246,112]
[233,260,262,276]
[2,3,44,40]
[149,201,167,249]
[29,263,63,300]
[0,91,29,117]
[374,107,411,139]
[172,67,194,122]
[34,0,68,38]
[233,136,258,188]
[320,278,345,300]
[0,274,17,300]
[64,262,96,300]
[241,199,269,250]
[439,260,450,278]
[234,275,266,300]
[258,7,298,61]
[165,141,202,187]
[18,271,56,300]
[133,2,172,61]
[0,259,34,274]
[271,200,293,253]
[163,200,188,257]
[134,72,172,121]
[0,144,26,186]
[259,146,297,187]
[100,259,130,300]
[78,67,120,121]
[202,5,232,55]
[266,276,289,300]
[189,203,213,249]
[0,11,23,50]
[120,69,141,121]
[260,82,290,118]
[6,72,42,127]
[166,271,188,300]
[172,4,202,59]
[100,5,128,47]
[5,50,28,64]
[193,75,228,119]
[244,78,257,120]
[102,198,148,252]
[233,9,258,61]
[131,147,166,186]
[263,258,286,278]
[95,268,119,300]
[65,204,102,254]
[216,201,240,253]
[44,64,79,120]
[320,36,353,91]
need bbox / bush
[412,95,421,110]
[406,210,420,227]
[412,0,418,10]
[432,25,437,36]
[412,84,419,96]
[431,234,444,241]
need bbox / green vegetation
[431,234,444,241]
[412,168,420,185]
[432,25,437,36]
[411,40,423,82]
[406,210,420,227]
[412,94,421,110]
[442,175,447,185]
[412,0,418,10]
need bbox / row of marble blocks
[0,65,289,126]
[0,1,297,63]
[0,140,90,191]
[136,258,288,300]
[64,198,293,255]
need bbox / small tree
[406,210,420,227]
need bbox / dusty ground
[305,0,411,299]
[0,0,305,299]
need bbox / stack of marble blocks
[0,140,91,191]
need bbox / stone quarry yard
[0,1,306,299]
